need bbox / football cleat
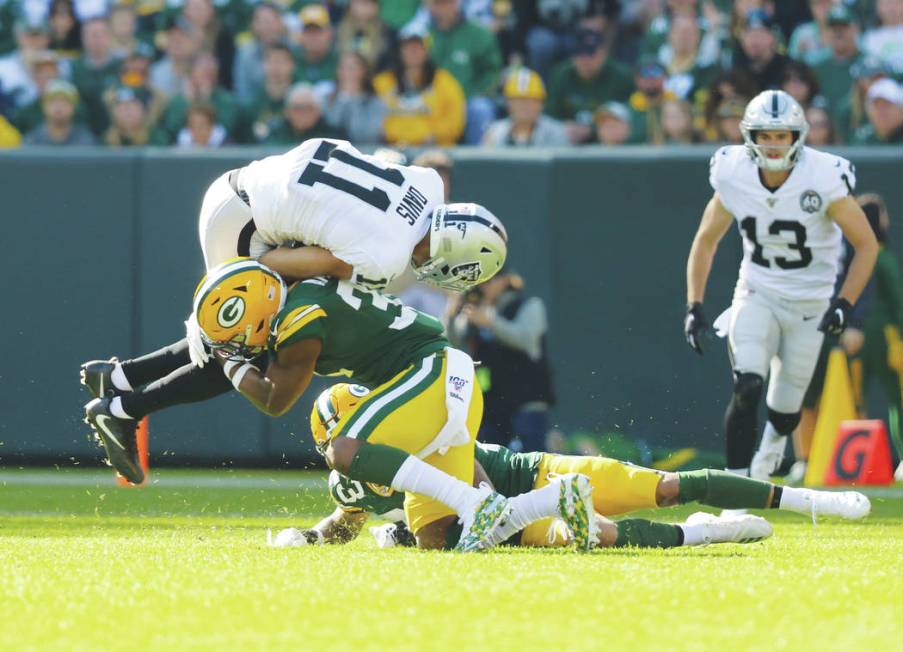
[370,524,401,549]
[684,511,773,544]
[798,489,871,520]
[455,484,511,552]
[84,397,143,484]
[555,473,598,552]
[79,358,121,399]
[750,433,788,480]
[267,527,323,547]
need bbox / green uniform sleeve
[328,470,367,513]
[269,302,328,352]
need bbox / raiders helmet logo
[800,190,822,214]
[451,262,482,282]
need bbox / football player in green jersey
[270,383,872,550]
[194,259,603,552]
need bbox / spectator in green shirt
[263,82,345,145]
[812,5,862,115]
[11,50,68,136]
[547,26,634,144]
[294,4,338,93]
[71,16,121,136]
[425,0,503,143]
[158,52,239,143]
[852,77,903,144]
[239,43,296,143]
[102,85,169,147]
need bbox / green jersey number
[337,282,422,330]
[334,478,366,505]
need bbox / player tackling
[685,90,878,481]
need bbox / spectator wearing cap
[594,101,632,145]
[628,57,677,144]
[425,0,503,144]
[336,0,395,72]
[24,80,96,145]
[852,78,903,144]
[112,44,167,128]
[70,16,121,135]
[149,17,200,99]
[658,14,719,102]
[181,0,235,88]
[322,50,386,145]
[813,5,862,114]
[373,23,466,146]
[232,2,287,104]
[103,85,168,146]
[835,57,890,143]
[48,0,82,58]
[158,52,238,144]
[176,101,229,148]
[483,67,568,147]
[547,24,634,144]
[263,82,345,145]
[731,9,792,93]
[0,18,51,111]
[294,4,338,93]
[862,0,903,74]
[11,50,69,135]
[238,42,296,143]
[788,0,835,66]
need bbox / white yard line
[0,470,326,490]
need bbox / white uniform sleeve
[823,154,856,205]
[708,146,730,193]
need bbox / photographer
[447,269,555,452]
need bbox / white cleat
[802,489,871,520]
[684,511,773,544]
[750,434,788,480]
[369,524,400,549]
[268,527,311,547]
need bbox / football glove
[185,312,209,368]
[684,302,709,355]
[267,527,324,547]
[818,298,853,335]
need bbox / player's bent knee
[325,436,360,474]
[655,473,681,507]
[767,408,801,436]
[733,372,764,409]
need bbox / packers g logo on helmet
[193,258,287,361]
[310,383,370,455]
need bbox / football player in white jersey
[684,90,878,481]
[80,139,508,483]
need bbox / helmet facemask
[739,90,809,171]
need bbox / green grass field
[2,468,901,651]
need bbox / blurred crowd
[1,0,903,149]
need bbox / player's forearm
[686,239,716,304]
[228,365,307,417]
[259,246,352,283]
[838,239,879,305]
[313,510,365,544]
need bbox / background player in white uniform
[684,90,878,481]
[80,139,508,483]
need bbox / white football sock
[778,487,812,514]
[487,480,562,543]
[679,524,709,546]
[762,422,785,445]
[111,363,133,392]
[109,397,133,420]
[726,467,749,477]
[390,456,480,517]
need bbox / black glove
[684,302,709,355]
[818,298,853,335]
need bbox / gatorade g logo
[217,296,245,327]
[834,429,870,480]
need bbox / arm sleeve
[708,146,728,192]
[328,471,365,513]
[825,155,857,203]
[489,297,548,361]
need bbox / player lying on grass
[95,259,607,551]
[270,383,871,551]
[81,139,503,485]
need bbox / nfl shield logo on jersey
[800,190,822,213]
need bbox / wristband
[230,362,255,391]
[222,359,241,377]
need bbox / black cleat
[84,397,144,484]
[80,358,121,399]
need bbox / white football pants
[197,170,270,271]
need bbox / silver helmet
[412,203,508,292]
[739,90,809,171]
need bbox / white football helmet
[412,203,508,292]
[739,90,809,171]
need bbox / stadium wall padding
[2,146,902,465]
